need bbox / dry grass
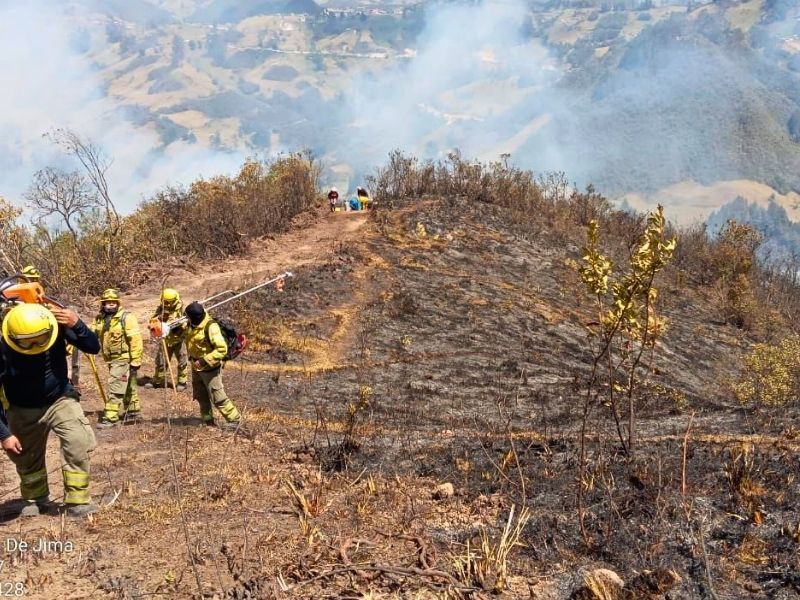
[451,505,531,593]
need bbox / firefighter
[92,289,143,427]
[356,186,370,210]
[145,288,188,391]
[0,302,100,517]
[20,265,41,282]
[4,265,78,381]
[328,187,339,212]
[184,302,241,429]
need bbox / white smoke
[2,0,798,221]
[339,0,558,173]
[0,0,244,213]
[334,0,800,216]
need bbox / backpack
[204,318,247,361]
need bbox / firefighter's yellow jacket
[185,314,227,371]
[91,308,143,367]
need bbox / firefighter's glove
[194,358,208,371]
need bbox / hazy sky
[0,0,245,212]
[0,0,797,218]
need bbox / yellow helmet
[161,288,180,306]
[100,288,121,303]
[2,303,59,355]
[21,265,41,281]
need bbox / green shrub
[734,336,800,407]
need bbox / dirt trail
[0,208,375,600]
[123,208,369,320]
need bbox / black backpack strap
[203,319,215,346]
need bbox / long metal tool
[205,272,292,310]
[174,271,294,326]
[151,272,293,338]
[200,289,236,304]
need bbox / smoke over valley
[1,0,799,222]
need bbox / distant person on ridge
[357,186,370,210]
[328,187,339,212]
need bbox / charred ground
[1,185,799,599]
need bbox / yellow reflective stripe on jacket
[186,315,226,368]
[124,311,144,366]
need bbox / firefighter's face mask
[101,301,119,315]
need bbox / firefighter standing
[20,265,41,282]
[145,288,188,391]
[0,303,100,517]
[92,289,143,427]
[184,302,241,429]
[356,187,370,210]
[328,187,339,212]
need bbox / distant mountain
[9,0,800,212]
[522,6,800,196]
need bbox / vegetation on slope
[0,150,319,298]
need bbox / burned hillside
[2,157,799,599]
[216,176,799,597]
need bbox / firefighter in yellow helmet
[91,289,143,427]
[20,265,41,281]
[356,187,370,210]
[5,266,78,382]
[184,302,241,429]
[0,302,101,517]
[145,288,188,390]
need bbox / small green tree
[711,220,761,329]
[575,205,676,544]
[579,205,677,454]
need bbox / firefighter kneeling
[184,302,241,429]
[0,303,100,517]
